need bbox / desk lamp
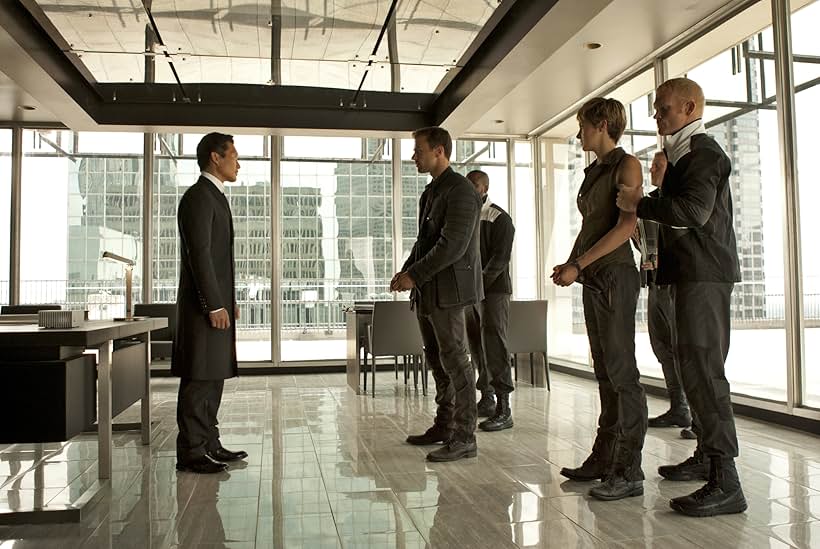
[101,251,139,321]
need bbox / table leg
[141,332,151,445]
[97,340,113,480]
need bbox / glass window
[154,133,272,362]
[0,130,10,305]
[794,0,820,407]
[20,130,144,318]
[669,16,786,402]
[513,140,537,299]
[545,137,589,365]
[281,137,392,362]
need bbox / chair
[363,301,426,397]
[508,300,550,390]
[133,303,176,360]
[0,304,61,314]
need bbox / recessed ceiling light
[494,119,504,124]
[584,42,602,50]
[18,105,36,111]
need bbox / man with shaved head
[617,77,746,517]
[464,170,515,431]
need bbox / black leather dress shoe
[426,440,477,462]
[176,455,229,474]
[406,426,451,446]
[208,447,248,462]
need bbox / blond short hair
[657,77,705,114]
[577,97,627,142]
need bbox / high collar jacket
[636,133,741,284]
[402,167,484,313]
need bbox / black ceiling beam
[96,83,434,130]
[432,0,560,125]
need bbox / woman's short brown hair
[577,97,627,142]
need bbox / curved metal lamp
[101,251,137,321]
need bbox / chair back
[369,301,423,357]
[508,300,548,354]
[0,304,61,315]
[133,303,177,342]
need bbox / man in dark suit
[392,126,483,462]
[173,132,247,474]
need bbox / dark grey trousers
[673,282,738,458]
[466,304,493,396]
[466,293,514,396]
[583,263,647,477]
[648,283,687,407]
[176,378,224,461]
[418,306,477,443]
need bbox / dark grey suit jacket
[402,167,484,313]
[171,177,238,380]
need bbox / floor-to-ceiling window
[513,140,537,299]
[668,18,787,402]
[793,0,820,407]
[0,130,10,305]
[20,130,144,315]
[280,136,393,361]
[153,133,272,362]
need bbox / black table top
[0,318,167,347]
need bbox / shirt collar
[664,119,706,166]
[201,171,225,194]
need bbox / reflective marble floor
[0,372,818,548]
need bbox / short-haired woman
[552,97,648,501]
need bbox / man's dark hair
[196,132,234,171]
[412,126,453,159]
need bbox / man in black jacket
[392,126,483,462]
[464,170,516,432]
[173,133,247,474]
[618,78,746,517]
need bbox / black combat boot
[670,456,747,517]
[648,389,692,428]
[588,443,644,501]
[560,435,614,481]
[478,393,513,432]
[476,392,496,417]
[658,448,709,481]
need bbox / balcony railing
[9,279,820,333]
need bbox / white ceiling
[444,0,746,137]
[0,68,60,124]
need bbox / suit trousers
[648,283,686,407]
[176,378,225,462]
[467,293,514,396]
[672,282,738,458]
[583,263,647,478]
[418,306,477,442]
[466,303,492,396]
